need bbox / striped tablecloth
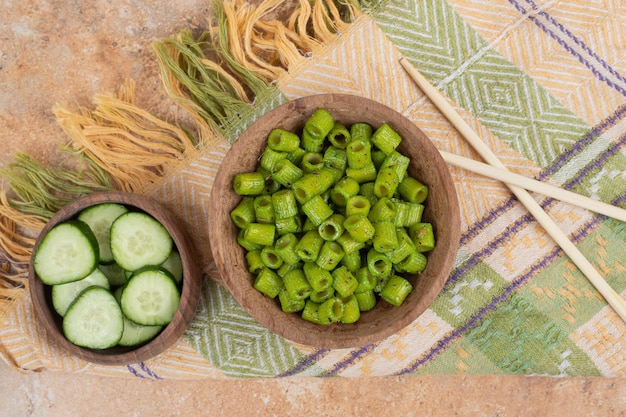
[1,0,625,379]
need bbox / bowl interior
[209,94,461,349]
[28,191,202,365]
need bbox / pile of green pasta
[230,108,435,325]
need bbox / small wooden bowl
[209,94,461,348]
[29,191,202,365]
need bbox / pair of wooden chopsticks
[400,57,626,324]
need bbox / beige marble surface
[2,1,625,415]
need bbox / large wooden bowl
[29,191,202,365]
[209,94,461,348]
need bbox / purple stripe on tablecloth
[323,343,377,377]
[507,0,626,97]
[278,349,330,377]
[126,364,146,379]
[139,362,162,380]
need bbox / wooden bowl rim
[28,191,202,365]
[209,93,461,349]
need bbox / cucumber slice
[62,286,124,349]
[78,203,129,264]
[52,268,110,317]
[110,212,173,272]
[98,263,128,287]
[120,267,180,326]
[113,287,164,347]
[34,220,99,285]
[160,249,183,284]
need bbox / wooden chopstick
[439,150,626,223]
[400,57,626,324]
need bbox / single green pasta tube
[345,195,371,217]
[318,213,345,241]
[283,269,313,300]
[354,267,377,293]
[245,249,264,274]
[360,181,378,206]
[318,297,344,324]
[272,189,298,220]
[374,274,391,293]
[398,175,429,204]
[278,288,305,313]
[267,128,300,152]
[301,129,325,153]
[304,108,335,140]
[262,176,281,195]
[253,195,275,224]
[328,122,351,148]
[230,197,255,229]
[343,214,375,243]
[233,172,266,195]
[301,300,322,324]
[350,122,373,142]
[253,267,283,298]
[368,197,396,223]
[295,230,324,262]
[287,147,307,167]
[366,248,393,278]
[371,149,387,169]
[393,199,424,227]
[371,123,402,155]
[323,146,348,171]
[275,215,302,236]
[373,221,398,253]
[346,140,372,169]
[410,222,435,252]
[301,194,334,226]
[242,223,276,247]
[340,294,360,324]
[374,167,400,199]
[330,176,360,207]
[335,231,365,255]
[292,169,335,203]
[341,249,361,272]
[261,245,283,269]
[345,162,377,183]
[387,228,416,264]
[380,275,413,306]
[316,241,345,271]
[260,146,286,172]
[380,151,410,183]
[301,152,324,173]
[324,166,343,184]
[303,262,333,291]
[355,289,376,312]
[395,249,428,273]
[274,233,301,265]
[237,229,262,251]
[332,266,358,298]
[309,287,335,303]
[271,158,303,187]
[302,217,317,233]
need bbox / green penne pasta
[304,108,335,140]
[371,123,402,155]
[253,195,275,224]
[349,122,373,142]
[260,245,283,269]
[230,196,255,229]
[245,249,264,275]
[346,140,372,170]
[332,266,358,298]
[366,248,393,278]
[301,152,324,173]
[260,146,286,172]
[292,168,335,203]
[272,189,298,220]
[354,267,377,293]
[345,195,371,217]
[237,228,262,251]
[380,150,410,183]
[286,147,307,166]
[318,297,344,324]
[254,267,283,298]
[301,300,322,324]
[283,269,313,300]
[327,122,351,149]
[335,231,365,255]
[368,197,396,223]
[274,233,301,265]
[275,215,302,236]
[395,249,428,273]
[345,162,377,183]
[278,288,306,313]
[380,275,413,307]
[318,213,345,241]
[340,294,360,324]
[242,223,276,247]
[323,146,348,171]
[359,181,378,207]
[343,213,375,243]
[398,175,429,204]
[341,249,361,272]
[303,262,333,292]
[271,158,303,187]
[410,222,435,252]
[267,128,300,152]
[277,261,303,278]
[355,289,376,312]
[233,172,266,195]
[387,228,416,264]
[295,230,324,263]
[392,199,424,227]
[372,221,398,253]
[374,167,400,199]
[309,287,335,303]
[301,194,333,226]
[330,176,360,207]
[315,241,345,271]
